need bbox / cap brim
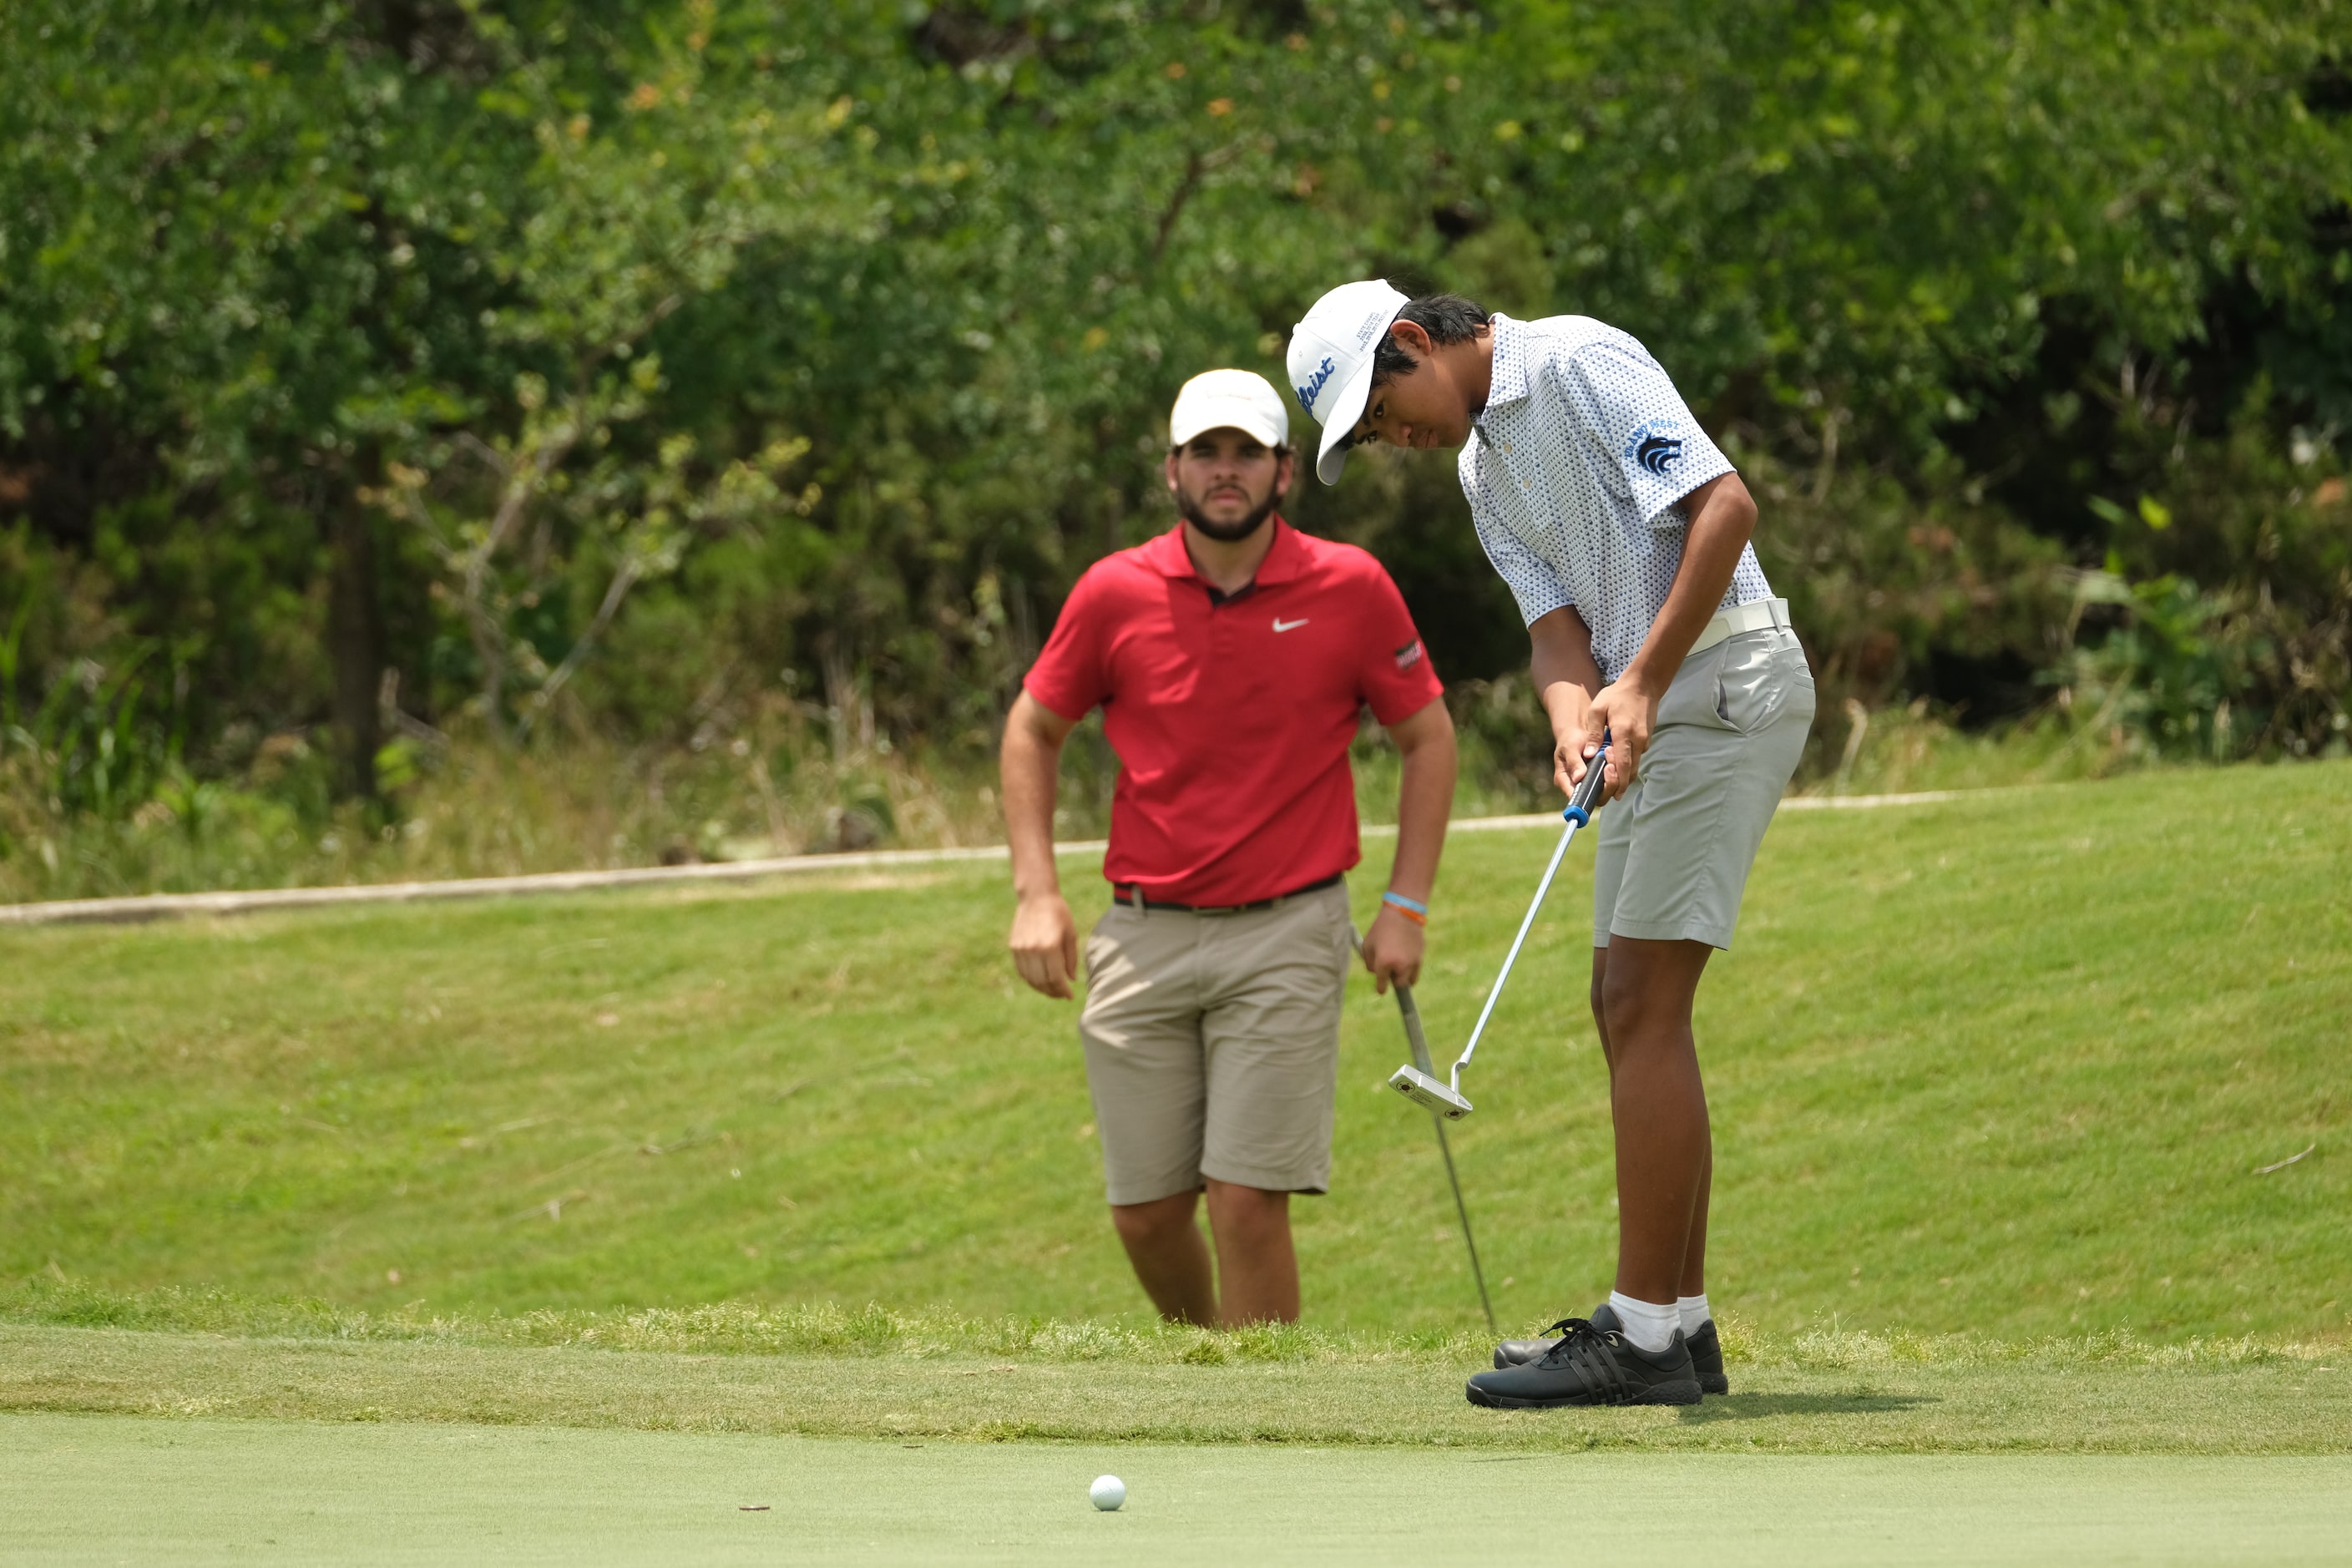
[1312,360,1376,484]
[1171,403,1288,451]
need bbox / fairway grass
[4,1321,2347,1454]
[3,762,2346,1343]
[8,1414,2351,1568]
[8,767,2349,1563]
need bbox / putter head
[1388,1064,1473,1120]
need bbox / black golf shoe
[1465,1315,1702,1409]
[1494,1303,1728,1394]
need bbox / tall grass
[0,720,1039,903]
[0,684,2228,905]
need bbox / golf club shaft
[1430,1115,1496,1333]
[1396,980,1438,1076]
[1450,735,1610,1090]
[1397,984,1497,1333]
[1450,817,1580,1085]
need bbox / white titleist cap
[1169,368,1291,452]
[1287,279,1409,483]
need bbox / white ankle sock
[1677,1293,1712,1335]
[1606,1291,1680,1353]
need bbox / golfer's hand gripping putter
[1388,735,1612,1120]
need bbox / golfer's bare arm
[1001,690,1082,999]
[1530,607,1607,796]
[1552,470,1758,798]
[1360,696,1457,994]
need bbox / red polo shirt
[1023,518,1444,906]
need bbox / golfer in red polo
[1002,368,1457,1326]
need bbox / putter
[1388,736,1612,1120]
[1393,981,1497,1333]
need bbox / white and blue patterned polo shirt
[1461,313,1773,681]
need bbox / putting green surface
[9,1412,2350,1566]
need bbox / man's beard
[1176,483,1279,543]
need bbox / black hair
[1368,292,1490,386]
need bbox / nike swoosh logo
[1272,617,1309,632]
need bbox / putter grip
[1563,735,1612,827]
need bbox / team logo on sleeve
[1625,421,1686,478]
[1394,639,1424,670]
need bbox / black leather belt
[1113,873,1343,916]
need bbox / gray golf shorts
[1077,881,1352,1206]
[1592,626,1815,950]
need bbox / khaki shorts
[1593,627,1815,951]
[1078,882,1352,1206]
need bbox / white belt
[1685,597,1793,660]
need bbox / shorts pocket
[1658,645,1735,732]
[1325,886,1355,958]
[1081,908,1141,993]
[1082,913,1117,974]
[1715,633,1808,736]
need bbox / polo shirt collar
[1479,313,1532,418]
[1141,517,1307,586]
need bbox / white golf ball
[1089,1474,1125,1511]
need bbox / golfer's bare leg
[1591,948,1715,1299]
[1590,937,1713,1305]
[1203,1178,1298,1325]
[1682,1129,1712,1299]
[1110,1191,1216,1326]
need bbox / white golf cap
[1287,278,1409,483]
[1168,368,1291,451]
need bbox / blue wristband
[1381,891,1429,917]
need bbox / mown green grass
[3,762,2345,1342]
[12,1414,2348,1567]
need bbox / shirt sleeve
[1351,559,1447,726]
[1464,458,1575,627]
[1020,567,1111,721]
[1555,336,1733,531]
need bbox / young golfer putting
[1002,368,1457,1326]
[1290,282,1814,1404]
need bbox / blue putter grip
[1563,734,1611,827]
